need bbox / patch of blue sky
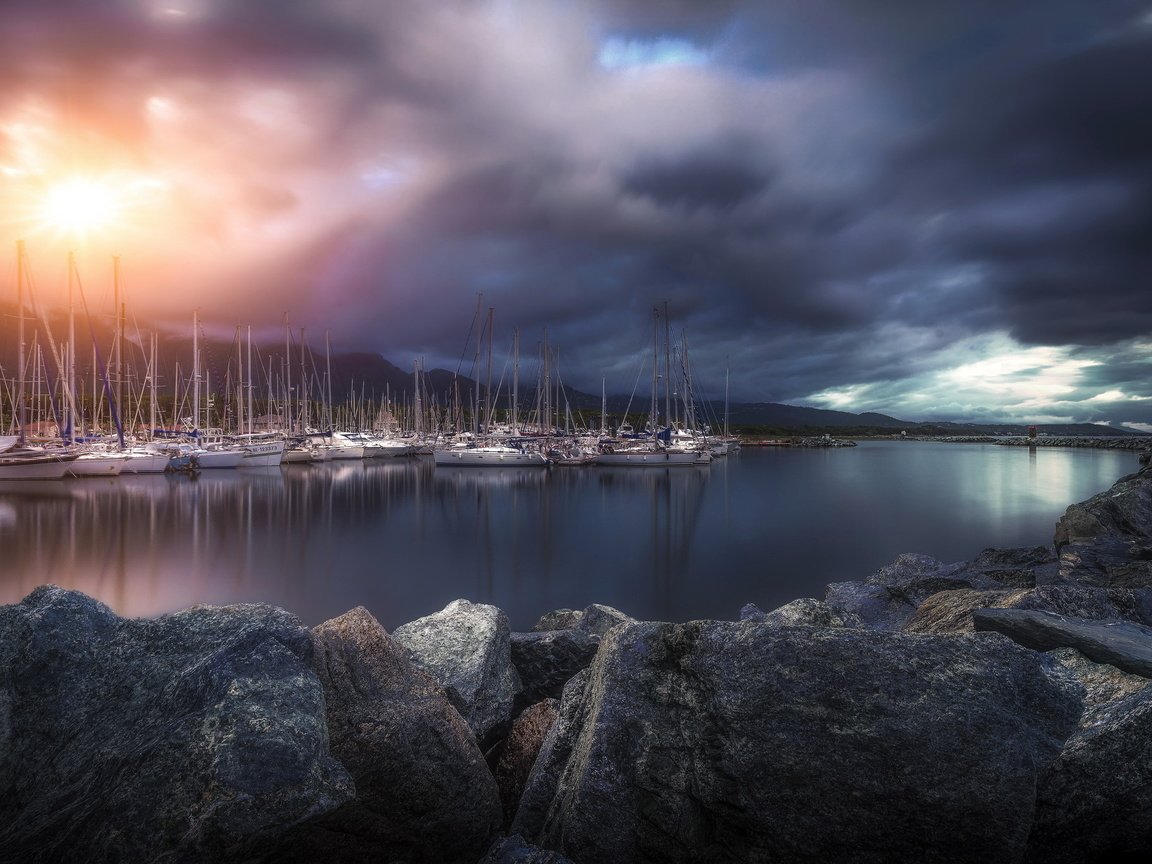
[598,37,711,70]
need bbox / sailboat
[593,306,708,467]
[0,241,79,480]
[226,325,285,466]
[431,309,548,467]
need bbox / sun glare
[39,177,122,236]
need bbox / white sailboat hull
[194,448,246,469]
[120,451,172,474]
[241,442,286,466]
[433,448,549,466]
[593,449,703,466]
[67,454,128,477]
[0,452,77,480]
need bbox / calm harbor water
[0,441,1137,631]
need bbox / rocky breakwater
[5,468,1152,862]
[928,434,1152,451]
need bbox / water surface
[0,441,1136,630]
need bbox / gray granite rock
[265,607,501,863]
[513,621,1080,864]
[973,608,1152,679]
[531,609,581,632]
[478,834,575,864]
[1046,647,1151,720]
[906,584,1152,635]
[903,588,1023,634]
[510,629,598,710]
[1054,468,1152,587]
[574,603,635,638]
[494,699,560,829]
[763,597,844,627]
[393,599,521,747]
[0,586,352,864]
[738,602,766,622]
[823,579,917,630]
[1027,686,1152,863]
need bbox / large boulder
[513,621,1080,863]
[1027,686,1152,863]
[903,588,1022,634]
[826,553,998,630]
[973,608,1152,679]
[392,599,521,747]
[1046,647,1151,719]
[266,607,501,863]
[530,604,635,638]
[830,549,1062,631]
[0,586,353,864]
[1054,468,1152,587]
[906,585,1152,635]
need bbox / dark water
[0,441,1136,631]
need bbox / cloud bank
[1,0,1150,425]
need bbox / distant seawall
[901,435,1152,451]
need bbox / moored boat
[67,452,129,477]
[230,433,286,466]
[433,442,549,467]
[0,447,80,480]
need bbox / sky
[2,0,1151,428]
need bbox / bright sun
[38,177,123,236]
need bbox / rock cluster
[4,468,1152,862]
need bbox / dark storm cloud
[620,151,772,211]
[887,25,1152,348]
[3,0,1151,423]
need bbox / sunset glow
[0,1,1148,426]
[38,177,123,237]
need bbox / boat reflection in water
[0,457,712,630]
[2,443,1135,632]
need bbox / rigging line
[19,254,73,432]
[74,264,125,446]
[455,291,483,378]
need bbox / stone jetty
[917,434,1152,451]
[4,467,1152,862]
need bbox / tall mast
[512,328,519,436]
[324,329,334,434]
[485,306,493,434]
[149,331,157,434]
[413,357,422,437]
[601,377,606,435]
[542,329,550,434]
[246,325,254,434]
[724,362,730,438]
[663,300,672,432]
[651,307,659,434]
[15,240,26,445]
[284,313,292,434]
[113,256,123,446]
[67,251,76,443]
[192,309,200,432]
[234,324,242,434]
[299,327,307,431]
